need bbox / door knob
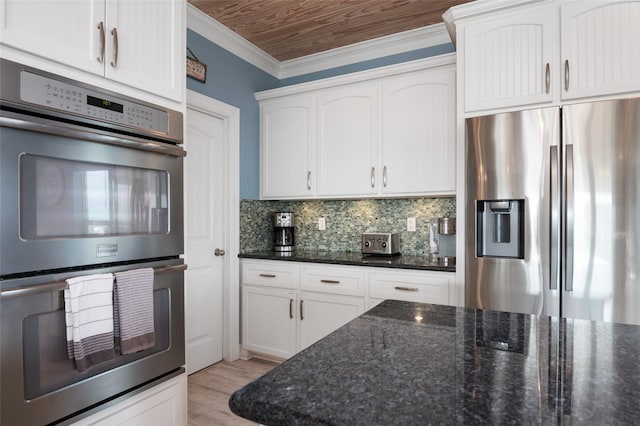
[214,248,225,256]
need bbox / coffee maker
[430,217,456,266]
[273,212,294,253]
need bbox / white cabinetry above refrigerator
[457,0,640,114]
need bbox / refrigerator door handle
[550,145,559,290]
[564,144,575,292]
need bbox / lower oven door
[0,258,185,426]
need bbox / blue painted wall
[186,30,279,200]
[187,28,454,200]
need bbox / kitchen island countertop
[238,251,455,272]
[229,300,640,425]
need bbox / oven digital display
[87,95,124,113]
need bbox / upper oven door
[0,113,184,277]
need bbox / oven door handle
[0,114,186,157]
[0,263,188,299]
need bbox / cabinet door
[104,0,183,101]
[316,84,378,197]
[0,0,105,76]
[242,286,296,359]
[298,292,365,351]
[561,1,640,100]
[381,68,456,195]
[260,96,315,199]
[463,6,558,112]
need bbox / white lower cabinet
[72,373,187,425]
[240,259,453,359]
[241,261,366,359]
[242,285,298,359]
[298,292,365,351]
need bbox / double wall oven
[0,59,186,425]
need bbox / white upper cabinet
[256,54,457,200]
[0,1,105,75]
[561,1,640,101]
[457,0,640,113]
[102,0,183,101]
[0,0,183,102]
[381,67,456,195]
[260,95,315,199]
[463,5,558,112]
[316,83,379,197]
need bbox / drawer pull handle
[394,286,419,292]
[320,279,340,284]
[259,273,276,278]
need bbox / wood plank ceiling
[188,0,472,61]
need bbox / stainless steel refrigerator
[465,98,640,325]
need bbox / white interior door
[185,107,225,374]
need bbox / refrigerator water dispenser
[476,200,524,259]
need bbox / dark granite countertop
[229,300,640,425]
[238,251,455,272]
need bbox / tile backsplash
[240,197,455,255]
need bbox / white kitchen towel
[64,273,116,372]
[113,268,155,354]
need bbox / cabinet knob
[214,248,226,256]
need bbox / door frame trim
[186,90,240,361]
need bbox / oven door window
[20,154,170,239]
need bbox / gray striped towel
[64,273,116,372]
[113,268,155,354]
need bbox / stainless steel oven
[0,59,186,425]
[1,259,185,425]
[0,59,184,277]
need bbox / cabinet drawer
[241,261,297,289]
[369,271,451,305]
[300,266,366,296]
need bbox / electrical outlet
[407,217,416,232]
[318,217,326,230]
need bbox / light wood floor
[188,358,278,426]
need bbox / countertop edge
[238,251,455,272]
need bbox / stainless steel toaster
[362,232,400,255]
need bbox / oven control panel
[19,70,169,134]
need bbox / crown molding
[186,3,281,78]
[256,53,456,101]
[278,23,452,79]
[187,3,453,80]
